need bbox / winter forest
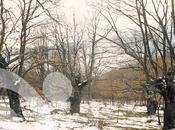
[0,0,175,130]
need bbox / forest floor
[0,98,163,130]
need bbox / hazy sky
[59,0,100,24]
[62,0,88,13]
[59,0,132,69]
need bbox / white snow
[0,99,162,130]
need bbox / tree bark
[163,80,175,129]
[68,80,88,114]
[163,101,175,130]
[7,90,24,118]
[69,91,81,114]
[146,98,158,115]
[153,70,175,129]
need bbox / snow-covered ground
[0,98,162,130]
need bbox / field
[0,98,163,130]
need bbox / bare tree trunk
[153,69,175,129]
[146,97,158,115]
[69,80,88,114]
[69,90,81,114]
[0,0,5,52]
[163,101,175,130]
[7,90,24,118]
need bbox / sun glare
[60,0,90,21]
[62,0,87,14]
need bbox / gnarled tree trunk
[163,101,175,130]
[144,85,158,115]
[153,69,175,130]
[7,90,24,118]
[68,80,88,114]
[69,91,81,114]
[146,98,158,115]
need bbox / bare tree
[0,0,25,119]
[50,15,88,114]
[83,12,104,99]
[99,0,175,129]
[0,0,48,119]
